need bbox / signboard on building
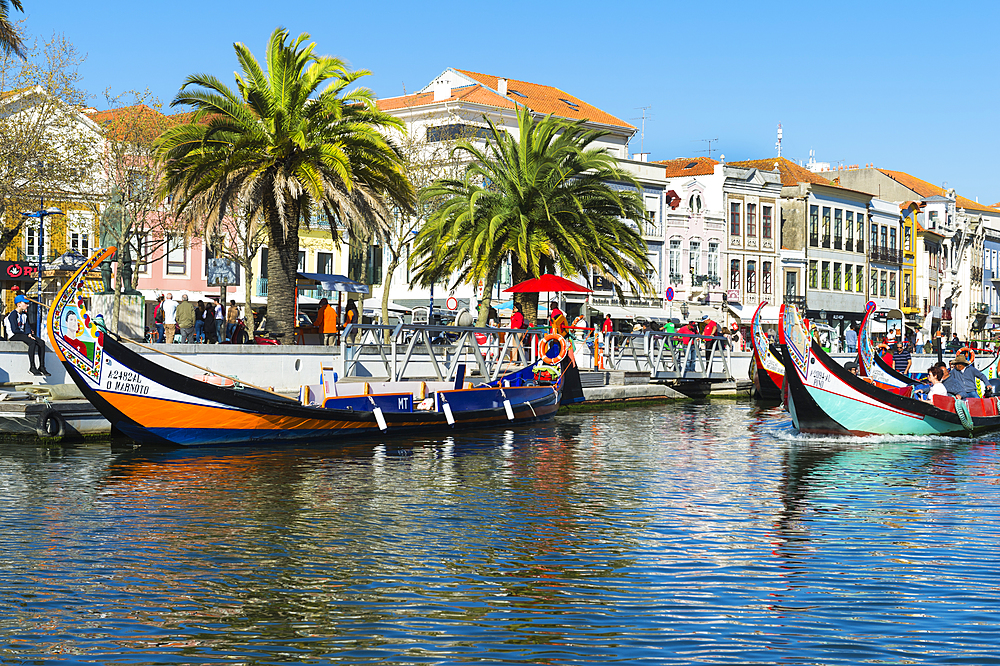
[0,260,39,281]
[206,258,239,287]
[726,289,740,303]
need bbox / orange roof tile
[727,157,833,187]
[378,70,634,131]
[655,157,718,177]
[455,69,633,129]
[877,169,996,214]
[87,104,178,141]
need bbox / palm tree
[0,0,24,58]
[155,28,414,338]
[412,105,651,325]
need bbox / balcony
[692,274,721,287]
[869,246,903,265]
[973,302,990,315]
[942,308,952,321]
[668,272,685,284]
[903,296,920,310]
[784,294,807,308]
[971,266,984,282]
[256,277,268,297]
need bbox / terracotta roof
[87,104,178,141]
[991,201,1000,209]
[378,69,634,130]
[877,169,996,214]
[655,157,718,177]
[727,157,833,187]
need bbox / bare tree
[0,24,99,257]
[207,200,267,338]
[87,89,185,332]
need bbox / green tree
[412,105,652,325]
[0,1,24,58]
[155,28,414,338]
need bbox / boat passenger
[923,365,947,402]
[844,360,859,375]
[949,353,989,398]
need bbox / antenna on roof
[631,105,653,154]
[694,137,719,158]
[775,123,782,158]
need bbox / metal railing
[323,323,734,383]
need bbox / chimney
[497,78,508,96]
[432,78,451,102]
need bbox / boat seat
[932,394,957,413]
[886,385,913,398]
[965,397,999,418]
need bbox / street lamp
[680,302,689,320]
[21,197,64,337]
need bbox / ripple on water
[2,404,1000,664]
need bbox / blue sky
[18,0,1000,204]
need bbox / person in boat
[6,295,49,376]
[949,353,989,398]
[844,360,859,375]
[922,365,948,402]
[892,342,912,375]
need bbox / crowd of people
[150,293,241,344]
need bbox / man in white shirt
[162,293,178,344]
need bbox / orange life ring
[538,333,568,365]
[959,346,976,362]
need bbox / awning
[296,272,370,294]
[726,303,780,324]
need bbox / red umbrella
[504,274,593,293]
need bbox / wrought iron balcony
[973,302,990,315]
[971,266,984,282]
[868,246,903,264]
[903,296,920,309]
[692,274,721,287]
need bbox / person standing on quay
[214,299,224,343]
[162,293,178,344]
[152,294,165,343]
[176,294,196,343]
[204,301,218,343]
[314,298,339,345]
[226,300,239,342]
[845,324,858,354]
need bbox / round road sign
[665,287,674,302]
[446,296,458,311]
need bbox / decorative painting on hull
[47,247,114,384]
[781,303,810,380]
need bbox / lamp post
[20,197,64,337]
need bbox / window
[763,261,772,294]
[856,265,864,292]
[689,240,700,274]
[833,262,841,291]
[688,194,702,213]
[25,226,38,260]
[746,259,756,293]
[844,264,853,292]
[822,207,831,247]
[746,203,756,236]
[889,227,897,250]
[857,214,865,253]
[880,270,887,297]
[834,209,843,249]
[904,225,911,251]
[821,261,830,290]
[69,231,89,256]
[845,211,854,252]
[889,272,896,298]
[809,205,819,246]
[762,205,772,239]
[166,233,186,275]
[870,223,878,252]
[809,260,818,289]
[870,268,878,296]
[707,242,719,278]
[298,250,306,272]
[904,273,912,303]
[131,233,149,275]
[317,252,333,275]
[880,226,887,249]
[730,202,741,236]
[786,270,797,296]
[669,239,681,279]
[730,259,740,290]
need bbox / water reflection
[2,405,1000,663]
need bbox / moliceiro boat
[750,300,783,400]
[48,248,576,446]
[779,302,1000,437]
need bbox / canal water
[3,402,1000,665]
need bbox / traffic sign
[446,296,458,311]
[665,287,674,302]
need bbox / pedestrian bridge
[329,324,735,385]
